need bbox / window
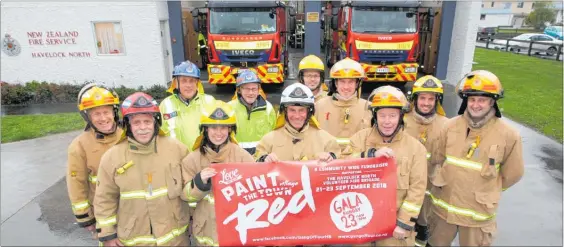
[532,2,535,9]
[504,3,511,9]
[480,14,486,20]
[491,2,495,7]
[537,35,553,41]
[481,3,484,8]
[93,22,125,55]
[517,2,524,8]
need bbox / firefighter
[346,85,427,247]
[197,32,208,68]
[228,70,276,155]
[181,100,255,246]
[95,92,190,246]
[298,54,328,102]
[160,60,215,151]
[403,75,449,247]
[67,83,123,237]
[315,57,372,153]
[427,70,524,247]
[255,83,341,162]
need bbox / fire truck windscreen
[210,7,277,35]
[351,7,417,34]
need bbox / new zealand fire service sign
[212,157,397,246]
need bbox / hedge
[0,81,170,105]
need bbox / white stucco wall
[445,1,482,86]
[0,2,169,88]
[479,14,513,28]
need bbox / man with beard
[255,83,341,162]
[95,92,190,246]
[228,70,276,155]
[67,83,123,237]
[314,57,372,154]
[297,54,328,102]
[403,76,449,246]
[427,70,524,247]
[346,85,427,247]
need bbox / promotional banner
[211,157,397,246]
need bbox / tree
[526,2,557,29]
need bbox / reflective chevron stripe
[427,191,495,221]
[120,187,168,200]
[446,155,500,172]
[98,215,117,227]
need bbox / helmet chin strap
[88,120,118,139]
[284,109,312,132]
[415,104,436,117]
[311,81,322,92]
[203,127,230,153]
[376,123,403,143]
[373,111,404,143]
[413,94,438,117]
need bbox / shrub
[144,84,169,100]
[1,83,33,105]
[112,85,137,101]
[1,81,169,105]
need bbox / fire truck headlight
[267,67,279,73]
[405,67,417,73]
[210,68,222,74]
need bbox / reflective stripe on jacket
[228,96,276,153]
[94,136,190,246]
[159,94,215,150]
[429,114,524,227]
[67,128,122,226]
[345,128,427,231]
[180,142,254,246]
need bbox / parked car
[477,26,497,41]
[544,26,563,40]
[492,33,563,56]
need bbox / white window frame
[91,21,127,56]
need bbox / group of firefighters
[66,54,524,247]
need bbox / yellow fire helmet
[456,70,504,98]
[77,83,120,128]
[456,70,504,117]
[370,85,409,111]
[410,75,446,116]
[328,58,365,97]
[192,100,238,151]
[369,86,409,134]
[299,55,325,72]
[78,83,120,111]
[298,55,326,91]
[329,57,365,79]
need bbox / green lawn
[473,47,563,142]
[1,113,84,143]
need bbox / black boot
[414,223,429,246]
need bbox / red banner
[211,157,397,246]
